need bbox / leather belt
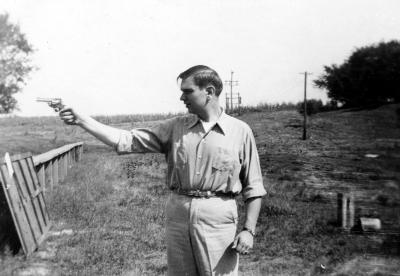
[173,188,236,198]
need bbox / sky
[1,0,400,116]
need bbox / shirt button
[198,155,202,159]
[196,172,200,175]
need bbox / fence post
[71,148,76,164]
[44,162,53,192]
[77,145,83,161]
[337,192,355,231]
[69,150,73,167]
[67,151,71,168]
[348,193,355,229]
[63,153,68,177]
[38,164,45,193]
[53,158,59,187]
[57,155,64,182]
[31,142,83,191]
[337,193,344,227]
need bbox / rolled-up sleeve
[240,127,267,201]
[116,118,176,154]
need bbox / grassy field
[1,104,400,275]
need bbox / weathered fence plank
[0,164,36,254]
[1,142,83,255]
[0,156,48,256]
[27,158,49,226]
[11,160,42,244]
[21,160,44,234]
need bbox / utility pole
[224,71,239,113]
[300,71,312,140]
[230,71,233,111]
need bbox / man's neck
[198,105,222,122]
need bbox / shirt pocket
[211,148,235,184]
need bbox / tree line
[314,40,400,108]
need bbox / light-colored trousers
[166,193,239,276]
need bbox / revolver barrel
[36,97,61,103]
[36,97,64,110]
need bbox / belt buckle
[190,190,213,198]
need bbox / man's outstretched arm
[59,106,121,148]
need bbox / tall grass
[47,152,168,275]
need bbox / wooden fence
[33,142,83,193]
[0,142,83,256]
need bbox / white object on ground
[360,217,381,231]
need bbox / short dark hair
[177,65,223,96]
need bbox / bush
[297,99,338,115]
[297,99,323,115]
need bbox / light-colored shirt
[200,120,216,133]
[116,111,266,200]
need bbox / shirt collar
[186,108,228,135]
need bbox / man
[56,65,266,275]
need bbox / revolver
[36,97,64,110]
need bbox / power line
[224,71,240,113]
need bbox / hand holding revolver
[37,97,121,146]
[36,97,81,125]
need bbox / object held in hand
[36,97,64,111]
[242,227,256,237]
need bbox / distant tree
[297,99,323,115]
[314,40,400,107]
[297,99,338,115]
[0,13,34,113]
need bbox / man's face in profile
[180,76,208,115]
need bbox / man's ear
[206,85,215,96]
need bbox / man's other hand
[232,231,254,255]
